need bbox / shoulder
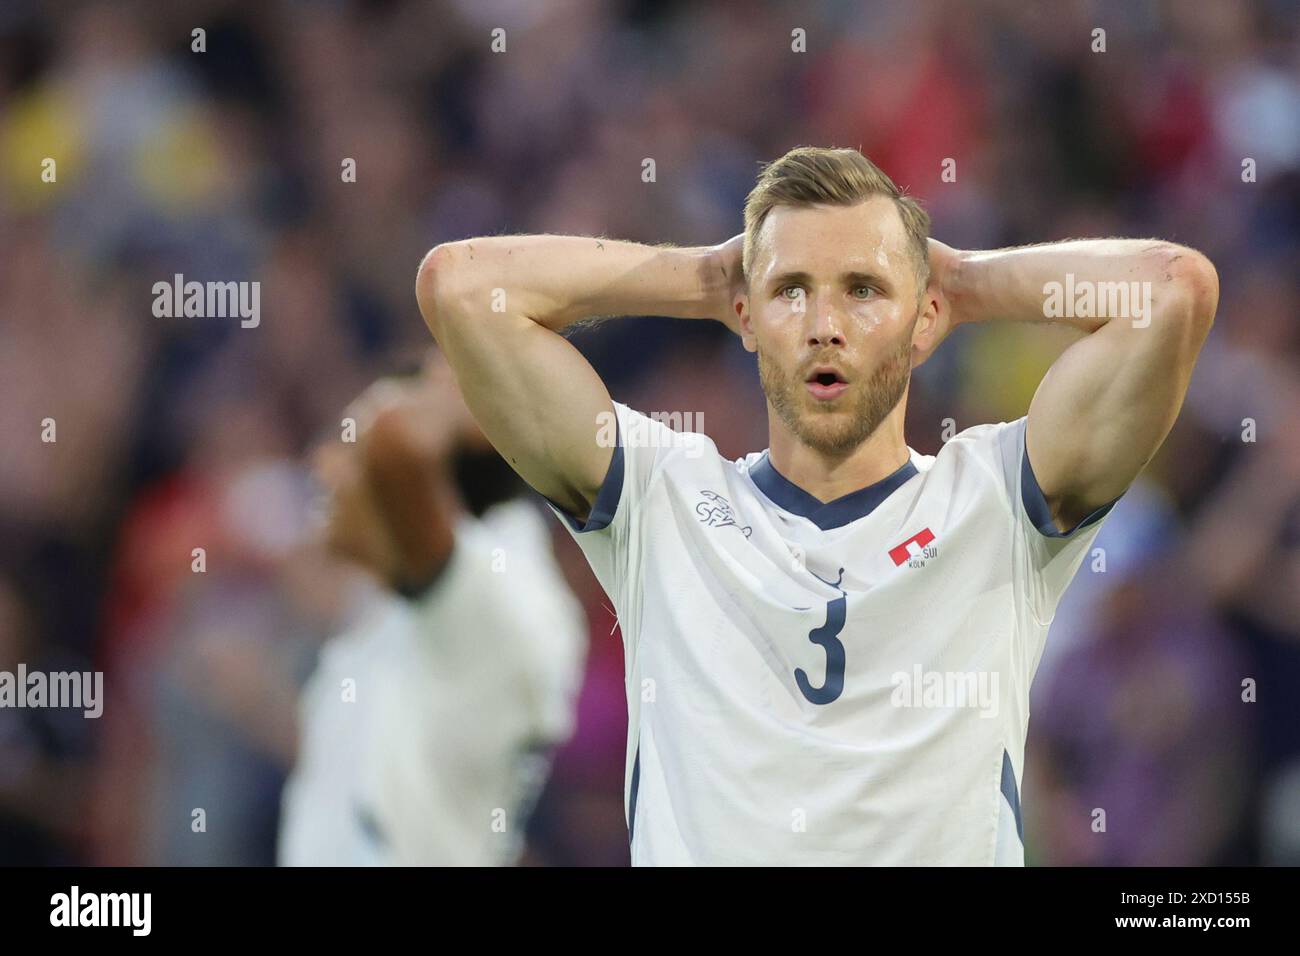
[605,399,735,504]
[555,400,751,538]
[610,400,722,467]
[941,418,1026,455]
[932,417,1123,540]
[921,417,1027,484]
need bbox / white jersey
[279,500,587,866]
[547,402,1119,866]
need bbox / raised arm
[932,238,1219,531]
[355,359,474,591]
[319,365,472,592]
[415,236,737,520]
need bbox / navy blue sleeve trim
[1000,749,1023,843]
[627,743,641,847]
[544,415,625,534]
[1019,428,1120,538]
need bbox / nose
[806,298,846,348]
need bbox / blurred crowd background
[1,0,1297,866]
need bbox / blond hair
[742,146,930,290]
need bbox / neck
[766,399,911,503]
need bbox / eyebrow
[766,270,893,292]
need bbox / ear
[909,286,944,369]
[737,294,758,353]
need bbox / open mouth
[805,367,849,401]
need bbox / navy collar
[748,451,918,531]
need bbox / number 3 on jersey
[795,568,847,705]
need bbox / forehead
[753,196,912,280]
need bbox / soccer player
[278,357,587,866]
[415,147,1219,865]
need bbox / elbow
[415,242,471,339]
[1162,245,1219,334]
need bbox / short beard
[759,336,912,458]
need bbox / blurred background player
[277,354,587,865]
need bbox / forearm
[362,418,458,593]
[946,238,1206,333]
[420,234,724,333]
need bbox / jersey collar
[748,451,918,531]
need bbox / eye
[779,285,805,301]
[851,285,876,299]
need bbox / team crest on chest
[889,528,938,568]
[695,490,752,537]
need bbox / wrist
[942,248,979,327]
[698,236,744,327]
[699,244,728,309]
[676,245,717,322]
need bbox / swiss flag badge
[889,528,936,566]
